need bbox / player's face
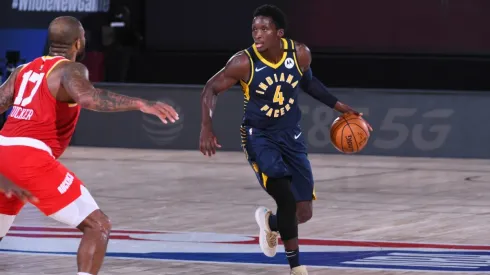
[75,27,86,62]
[252,16,283,52]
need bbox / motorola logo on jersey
[11,0,110,13]
[257,73,299,118]
[284,58,295,69]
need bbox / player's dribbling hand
[346,111,374,132]
[335,102,373,132]
[140,100,180,124]
[359,113,373,132]
[199,126,221,157]
[349,112,373,132]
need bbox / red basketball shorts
[0,136,84,217]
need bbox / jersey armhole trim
[290,39,304,76]
[16,63,28,76]
[242,49,254,86]
[46,59,70,78]
[46,59,71,103]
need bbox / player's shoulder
[54,61,88,77]
[55,60,84,69]
[291,39,311,55]
[43,61,89,87]
[226,50,251,68]
[290,39,311,70]
[222,50,251,78]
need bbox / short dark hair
[48,16,82,46]
[253,4,287,31]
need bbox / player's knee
[297,208,312,224]
[296,201,313,224]
[78,210,112,238]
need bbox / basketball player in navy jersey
[200,4,371,274]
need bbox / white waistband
[0,135,53,157]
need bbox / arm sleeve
[299,69,338,108]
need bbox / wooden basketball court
[1,146,489,274]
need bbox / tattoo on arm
[62,62,145,112]
[88,88,143,112]
[0,67,21,114]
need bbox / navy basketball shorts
[241,125,316,202]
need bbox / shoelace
[267,231,278,247]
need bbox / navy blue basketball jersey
[239,38,303,131]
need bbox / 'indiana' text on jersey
[240,38,303,130]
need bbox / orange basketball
[330,113,370,154]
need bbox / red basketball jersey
[0,56,81,159]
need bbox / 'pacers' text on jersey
[240,38,303,130]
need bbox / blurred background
[1,0,489,159]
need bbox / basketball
[330,113,370,154]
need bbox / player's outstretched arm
[60,62,179,124]
[200,51,250,156]
[295,42,372,131]
[0,66,22,114]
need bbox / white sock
[77,273,93,275]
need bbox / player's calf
[77,209,112,274]
[47,185,109,275]
[266,177,302,269]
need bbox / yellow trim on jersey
[252,38,289,69]
[68,103,78,107]
[240,126,247,146]
[290,39,303,76]
[243,49,254,86]
[239,49,254,101]
[17,63,28,75]
[239,80,250,101]
[261,173,268,188]
[46,59,70,78]
[43,55,60,60]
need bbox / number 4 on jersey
[273,85,284,105]
[14,70,45,107]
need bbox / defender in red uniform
[0,16,179,275]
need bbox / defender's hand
[140,100,179,124]
[200,125,221,157]
[0,178,38,204]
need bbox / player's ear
[74,38,81,51]
[277,28,284,37]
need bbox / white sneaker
[291,265,308,275]
[255,206,279,257]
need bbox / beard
[75,50,86,62]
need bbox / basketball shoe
[291,265,308,274]
[255,206,279,257]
